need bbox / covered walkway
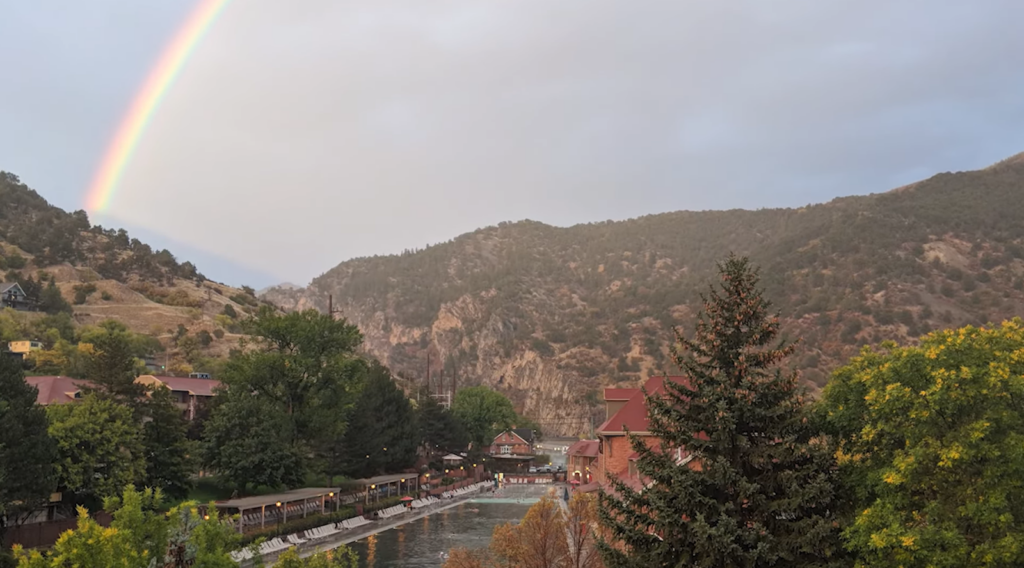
[352,473,420,504]
[215,488,343,532]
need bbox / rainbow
[85,0,232,213]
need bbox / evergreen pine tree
[340,361,418,478]
[0,355,56,544]
[598,255,843,568]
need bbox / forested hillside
[264,152,1024,435]
[0,172,272,375]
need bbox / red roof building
[567,439,599,485]
[22,376,93,405]
[21,375,222,422]
[583,376,699,493]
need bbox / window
[500,445,512,455]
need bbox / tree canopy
[598,255,843,568]
[0,355,55,542]
[203,307,365,490]
[46,395,144,504]
[452,386,518,449]
[820,319,1024,568]
[12,486,239,568]
[338,361,418,479]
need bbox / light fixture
[329,492,334,497]
[401,479,405,483]
[371,484,376,489]
[276,502,282,507]
[204,515,210,520]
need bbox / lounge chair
[287,534,307,545]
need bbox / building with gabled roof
[489,429,535,458]
[583,376,699,493]
[135,375,222,420]
[22,376,93,405]
[567,439,599,485]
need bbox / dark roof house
[512,428,535,445]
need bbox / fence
[3,512,113,550]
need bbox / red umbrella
[400,496,414,501]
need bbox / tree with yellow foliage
[445,494,603,568]
[820,319,1024,568]
[12,486,238,568]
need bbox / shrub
[100,291,113,301]
[238,506,357,547]
[163,290,202,308]
[222,304,238,318]
[197,329,214,347]
[72,283,97,305]
[529,337,555,357]
[229,294,257,307]
[6,253,26,269]
[213,328,225,339]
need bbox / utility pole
[426,352,431,396]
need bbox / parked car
[528,466,539,473]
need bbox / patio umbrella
[400,496,414,501]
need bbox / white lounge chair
[287,534,307,545]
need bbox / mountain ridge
[262,154,1024,435]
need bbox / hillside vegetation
[264,152,1024,434]
[0,172,271,375]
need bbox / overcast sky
[3,1,1024,288]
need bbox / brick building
[489,429,535,457]
[582,376,698,493]
[566,439,599,485]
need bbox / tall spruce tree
[598,255,843,568]
[339,361,418,479]
[0,355,56,545]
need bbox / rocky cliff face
[262,154,1024,435]
[261,284,610,435]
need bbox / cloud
[103,0,1024,283]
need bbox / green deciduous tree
[452,386,518,450]
[819,319,1024,568]
[12,486,239,568]
[598,255,843,568]
[0,355,56,543]
[339,361,418,479]
[47,395,145,504]
[202,390,306,491]
[203,307,364,489]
